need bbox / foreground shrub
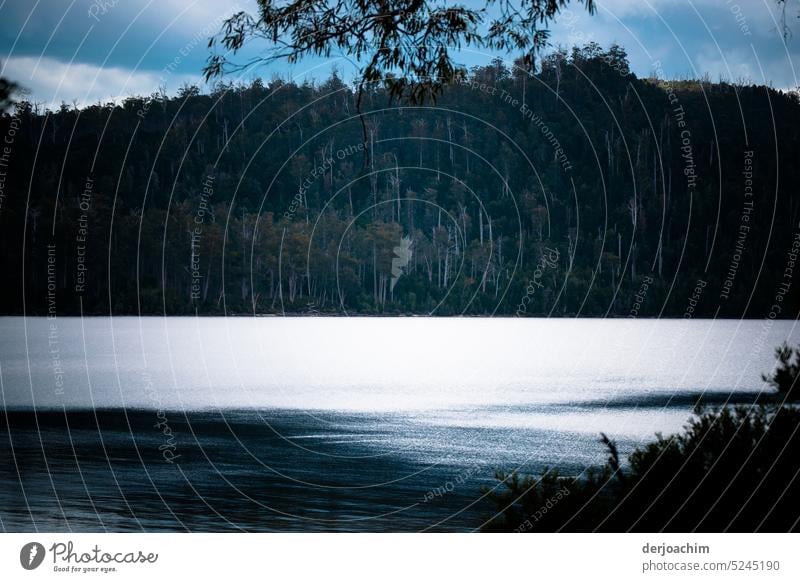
[483,345,800,532]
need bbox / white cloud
[695,43,799,89]
[4,55,201,108]
[595,0,787,37]
[594,0,705,19]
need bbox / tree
[204,1,595,105]
[483,344,800,532]
[0,73,17,113]
[762,343,800,401]
[4,50,800,318]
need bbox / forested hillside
[2,44,799,316]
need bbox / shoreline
[0,312,793,320]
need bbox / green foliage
[0,74,16,113]
[1,46,799,316]
[483,404,800,531]
[762,343,800,401]
[483,346,800,531]
[204,1,595,104]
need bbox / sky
[0,0,798,108]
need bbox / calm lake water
[1,316,797,531]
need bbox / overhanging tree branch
[204,0,596,104]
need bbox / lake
[0,317,796,531]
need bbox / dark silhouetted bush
[763,342,800,401]
[483,346,800,532]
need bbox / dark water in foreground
[1,409,507,532]
[0,395,761,533]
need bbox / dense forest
[1,43,799,316]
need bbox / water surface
[0,317,795,531]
